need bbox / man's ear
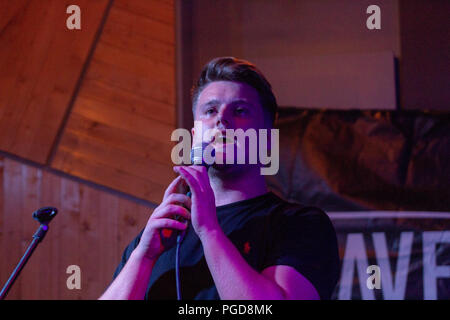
[191,127,199,146]
[191,127,196,144]
[192,121,204,145]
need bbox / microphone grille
[190,142,213,167]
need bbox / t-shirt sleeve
[263,206,340,300]
[112,229,144,280]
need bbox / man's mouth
[211,135,236,146]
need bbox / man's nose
[216,106,232,128]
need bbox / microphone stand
[0,207,57,300]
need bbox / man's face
[192,81,267,166]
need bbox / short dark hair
[191,57,278,126]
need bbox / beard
[209,145,262,179]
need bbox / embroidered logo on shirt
[243,241,251,254]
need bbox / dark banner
[268,109,450,299]
[329,211,449,300]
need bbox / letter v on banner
[372,232,413,299]
[338,233,375,300]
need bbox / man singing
[100,57,340,300]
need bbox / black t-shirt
[113,192,340,300]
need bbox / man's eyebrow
[200,99,221,108]
[200,99,254,108]
[230,99,254,107]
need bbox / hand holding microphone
[135,143,217,261]
[134,175,191,261]
[172,164,218,241]
[173,142,218,241]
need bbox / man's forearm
[99,249,156,300]
[200,229,287,300]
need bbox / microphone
[161,142,215,248]
[175,142,214,234]
[190,141,215,168]
[33,206,58,225]
[186,141,215,200]
[180,141,215,224]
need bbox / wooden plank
[34,169,61,300]
[0,0,110,164]
[114,0,174,26]
[79,78,175,126]
[19,165,42,299]
[57,129,174,186]
[78,185,102,298]
[105,5,174,46]
[59,128,174,178]
[52,148,167,204]
[72,95,175,145]
[0,157,5,296]
[55,175,81,299]
[0,0,28,32]
[1,159,24,299]
[0,157,158,299]
[87,42,175,105]
[118,199,152,251]
[101,20,175,66]
[0,157,3,273]
[47,0,177,202]
[0,1,60,159]
[97,191,120,296]
[93,41,174,83]
[64,113,175,165]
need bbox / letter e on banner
[66,5,81,30]
[66,265,81,290]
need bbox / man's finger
[151,204,191,220]
[185,165,207,174]
[163,175,186,200]
[152,218,188,232]
[177,166,210,193]
[174,167,202,196]
[163,193,191,210]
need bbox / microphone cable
[175,191,189,300]
[175,233,183,300]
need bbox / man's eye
[206,108,216,115]
[235,107,247,115]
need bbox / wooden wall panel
[114,0,174,25]
[51,0,177,204]
[0,0,110,164]
[0,156,152,299]
[0,0,178,299]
